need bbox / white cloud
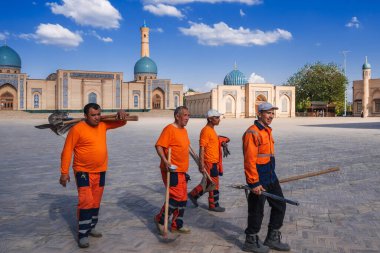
[143,4,184,18]
[48,0,122,29]
[346,16,360,28]
[179,21,292,46]
[151,27,164,33]
[240,9,246,17]
[196,81,218,92]
[19,23,83,48]
[248,73,265,83]
[90,31,113,42]
[0,31,9,41]
[143,0,262,5]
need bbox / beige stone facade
[0,24,183,112]
[352,58,380,117]
[185,72,295,118]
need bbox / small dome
[0,45,21,69]
[46,73,57,81]
[134,56,157,74]
[223,69,247,86]
[362,57,371,70]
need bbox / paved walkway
[0,116,379,253]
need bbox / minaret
[140,21,149,57]
[362,56,371,117]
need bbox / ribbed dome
[0,45,21,69]
[134,56,157,74]
[223,69,247,86]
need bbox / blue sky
[1,0,380,101]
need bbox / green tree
[285,62,347,115]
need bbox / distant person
[242,102,290,253]
[59,103,128,248]
[188,109,230,212]
[154,106,192,234]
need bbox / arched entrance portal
[0,91,14,110]
[254,94,267,116]
[0,84,17,110]
[152,88,164,109]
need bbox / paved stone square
[1,116,380,253]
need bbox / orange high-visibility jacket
[242,120,278,188]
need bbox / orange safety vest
[242,120,278,188]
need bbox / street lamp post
[342,51,350,117]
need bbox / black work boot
[242,234,269,253]
[264,229,290,251]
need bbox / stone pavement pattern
[0,116,379,253]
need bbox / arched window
[88,92,97,104]
[134,95,139,108]
[226,97,232,113]
[174,95,179,108]
[281,97,288,112]
[34,94,40,108]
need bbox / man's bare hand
[199,165,205,174]
[252,185,265,195]
[59,174,70,187]
[164,160,172,172]
[116,110,129,120]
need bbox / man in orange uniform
[242,102,290,253]
[154,106,191,234]
[59,103,128,248]
[188,109,229,212]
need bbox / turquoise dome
[134,56,157,74]
[362,57,371,70]
[0,45,21,69]
[223,69,247,85]
[362,62,371,69]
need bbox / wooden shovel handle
[62,114,138,125]
[163,148,171,237]
[279,167,340,184]
[189,145,215,185]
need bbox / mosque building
[185,64,296,118]
[352,57,380,117]
[0,23,184,112]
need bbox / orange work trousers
[189,162,220,208]
[75,171,105,239]
[155,171,187,230]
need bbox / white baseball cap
[206,109,222,118]
[258,102,278,112]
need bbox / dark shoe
[208,206,225,212]
[188,193,198,207]
[89,228,102,238]
[171,226,191,234]
[78,237,89,248]
[242,234,269,253]
[153,216,164,235]
[264,229,290,251]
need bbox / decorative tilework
[19,77,24,109]
[70,72,114,79]
[0,74,18,89]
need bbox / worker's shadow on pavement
[117,185,180,243]
[117,185,245,249]
[41,193,77,240]
[187,202,245,249]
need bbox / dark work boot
[242,234,269,253]
[264,229,290,251]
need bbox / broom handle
[279,167,340,184]
[163,148,171,237]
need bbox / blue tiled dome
[223,69,247,85]
[0,45,21,69]
[362,62,371,69]
[134,56,157,74]
[362,57,371,70]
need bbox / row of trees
[284,62,348,115]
